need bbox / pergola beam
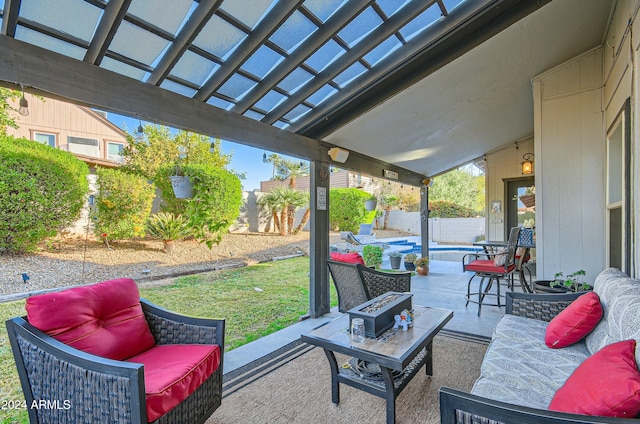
[84,0,132,65]
[1,0,21,37]
[0,35,425,186]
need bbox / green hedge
[94,168,155,241]
[155,164,242,248]
[428,200,477,218]
[329,188,370,232]
[0,136,89,253]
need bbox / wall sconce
[420,177,433,195]
[521,153,534,175]
[18,84,29,116]
[328,147,349,163]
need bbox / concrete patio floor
[225,253,528,375]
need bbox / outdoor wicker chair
[356,264,412,299]
[6,278,225,424]
[327,259,369,312]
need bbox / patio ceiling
[0,0,614,182]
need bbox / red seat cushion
[464,259,514,274]
[330,251,365,265]
[26,278,155,360]
[545,291,603,348]
[549,340,640,417]
[127,344,221,422]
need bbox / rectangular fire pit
[348,292,413,338]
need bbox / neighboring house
[7,94,128,169]
[260,170,377,193]
[6,94,129,234]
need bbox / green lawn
[0,256,336,423]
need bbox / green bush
[154,164,243,248]
[0,136,89,253]
[94,168,155,242]
[428,200,477,218]
[147,212,189,252]
[329,188,370,232]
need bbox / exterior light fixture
[137,115,144,134]
[18,84,29,116]
[521,153,534,175]
[263,152,268,163]
[328,147,349,163]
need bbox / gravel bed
[0,232,324,301]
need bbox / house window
[107,142,124,163]
[68,136,100,157]
[34,132,56,147]
[606,99,630,273]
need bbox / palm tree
[266,155,311,234]
[258,190,284,233]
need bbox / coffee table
[300,305,453,424]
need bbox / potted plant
[534,270,590,293]
[364,195,378,211]
[415,256,429,276]
[362,244,383,269]
[403,253,417,271]
[170,166,193,199]
[388,251,403,270]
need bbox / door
[506,177,535,234]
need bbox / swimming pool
[388,240,480,262]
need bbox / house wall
[485,138,534,242]
[7,94,127,161]
[532,47,605,283]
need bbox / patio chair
[356,264,412,299]
[327,259,370,312]
[462,227,521,316]
[5,278,224,424]
[342,231,390,250]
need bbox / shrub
[362,245,383,269]
[428,200,477,218]
[329,188,370,232]
[147,212,189,253]
[0,136,89,253]
[94,168,155,242]
[154,164,243,248]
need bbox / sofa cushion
[472,330,590,409]
[549,340,640,417]
[127,344,221,422]
[26,278,155,360]
[330,251,365,265]
[545,292,602,348]
[585,268,640,355]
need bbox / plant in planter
[550,270,589,292]
[415,256,429,276]
[169,166,193,199]
[364,195,378,211]
[362,244,383,269]
[534,269,590,293]
[403,253,417,271]
[388,251,403,270]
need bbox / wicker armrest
[141,299,225,347]
[505,291,583,322]
[6,317,147,424]
[439,387,636,424]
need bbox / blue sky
[106,112,289,192]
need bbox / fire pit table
[300,304,453,424]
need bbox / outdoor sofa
[440,267,640,423]
[6,278,224,424]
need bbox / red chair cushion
[127,344,221,422]
[330,251,365,265]
[549,340,640,417]
[26,278,155,360]
[464,259,514,274]
[545,291,603,348]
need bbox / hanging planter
[364,199,377,211]
[170,175,193,199]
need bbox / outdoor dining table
[472,240,535,293]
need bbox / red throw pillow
[549,340,640,417]
[330,251,365,265]
[544,291,602,348]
